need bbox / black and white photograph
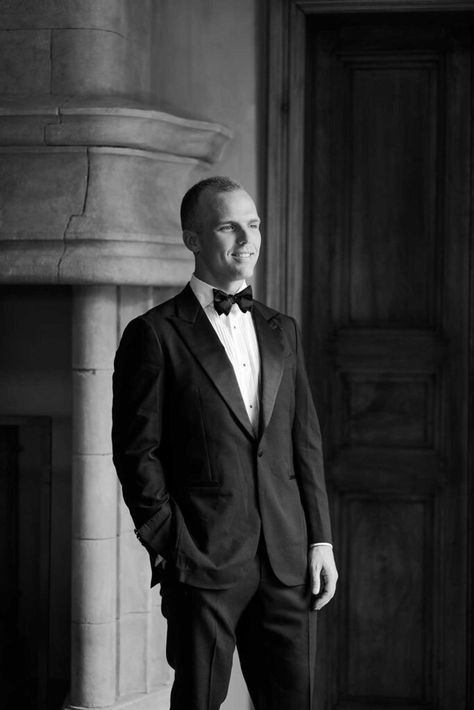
[0,2,473,710]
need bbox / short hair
[180,176,242,231]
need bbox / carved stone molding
[0,97,232,286]
[0,96,232,163]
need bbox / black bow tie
[213,285,253,316]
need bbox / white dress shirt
[189,275,332,551]
[190,275,261,434]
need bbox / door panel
[349,61,438,325]
[346,498,426,698]
[306,16,470,710]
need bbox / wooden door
[305,15,471,710]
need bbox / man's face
[186,188,261,291]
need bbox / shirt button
[257,449,263,457]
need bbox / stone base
[64,686,171,710]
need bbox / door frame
[263,0,473,706]
[263,0,473,317]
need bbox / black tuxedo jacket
[112,285,332,589]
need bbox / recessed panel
[345,498,428,699]
[343,376,433,447]
[347,59,438,325]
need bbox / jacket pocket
[183,481,221,490]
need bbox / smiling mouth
[231,252,253,258]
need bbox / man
[112,176,338,710]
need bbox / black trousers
[160,543,317,710]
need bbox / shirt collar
[190,274,248,310]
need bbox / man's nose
[236,227,250,243]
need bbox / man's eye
[249,223,260,229]
[220,224,234,232]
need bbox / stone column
[68,286,178,710]
[71,286,118,708]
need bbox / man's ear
[182,229,200,254]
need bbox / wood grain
[304,15,471,710]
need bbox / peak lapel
[170,286,255,439]
[252,304,285,435]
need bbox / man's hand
[309,545,338,611]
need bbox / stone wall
[151,0,259,199]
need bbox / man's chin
[231,264,256,280]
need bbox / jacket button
[257,449,263,457]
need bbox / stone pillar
[71,286,118,708]
[116,286,174,708]
[68,286,176,710]
[0,0,154,101]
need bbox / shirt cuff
[309,542,333,548]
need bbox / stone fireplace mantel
[0,94,230,707]
[0,95,231,708]
[0,92,231,710]
[0,96,232,286]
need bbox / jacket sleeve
[290,317,333,545]
[112,316,175,558]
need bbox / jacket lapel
[252,303,285,436]
[170,285,255,439]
